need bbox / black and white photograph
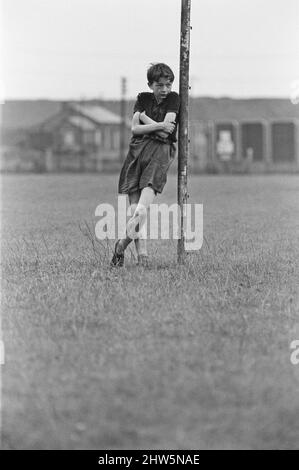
[0,0,299,453]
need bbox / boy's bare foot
[110,240,124,267]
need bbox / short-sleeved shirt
[133,91,180,142]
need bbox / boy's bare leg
[127,187,155,252]
[133,186,156,256]
[135,220,147,256]
[117,186,155,255]
[117,190,140,253]
[126,193,147,257]
[129,190,148,256]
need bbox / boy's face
[148,77,173,101]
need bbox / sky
[1,0,299,100]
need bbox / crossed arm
[131,111,176,138]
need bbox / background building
[1,97,298,173]
[0,101,131,172]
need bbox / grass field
[1,173,299,449]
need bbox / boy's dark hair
[147,63,175,85]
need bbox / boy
[111,63,180,267]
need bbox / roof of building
[1,97,298,132]
[102,97,299,121]
[189,97,299,121]
[68,115,97,131]
[70,103,123,125]
[37,112,99,132]
[0,100,128,131]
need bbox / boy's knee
[145,184,155,194]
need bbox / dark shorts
[118,136,176,195]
